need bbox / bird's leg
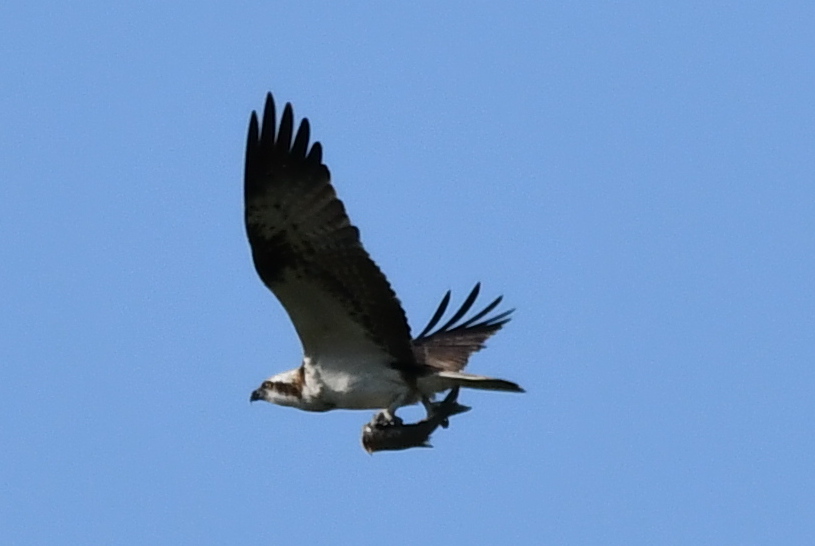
[422,394,453,428]
[372,409,403,428]
[421,395,435,416]
[369,391,413,428]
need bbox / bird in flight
[245,93,523,434]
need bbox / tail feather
[433,371,525,393]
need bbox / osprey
[245,93,523,429]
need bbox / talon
[371,410,403,428]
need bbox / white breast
[302,353,411,410]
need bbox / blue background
[2,2,813,544]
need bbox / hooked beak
[250,388,264,403]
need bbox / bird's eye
[262,381,273,389]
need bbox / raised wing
[412,283,513,372]
[244,93,415,368]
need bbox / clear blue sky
[2,2,814,544]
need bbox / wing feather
[244,93,416,370]
[412,284,513,372]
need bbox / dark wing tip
[274,102,293,155]
[436,283,481,333]
[245,111,260,183]
[291,117,310,159]
[308,141,323,164]
[246,111,260,154]
[252,94,324,166]
[417,284,513,340]
[246,93,326,197]
[416,290,452,338]
[260,93,276,147]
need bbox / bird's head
[249,369,304,407]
